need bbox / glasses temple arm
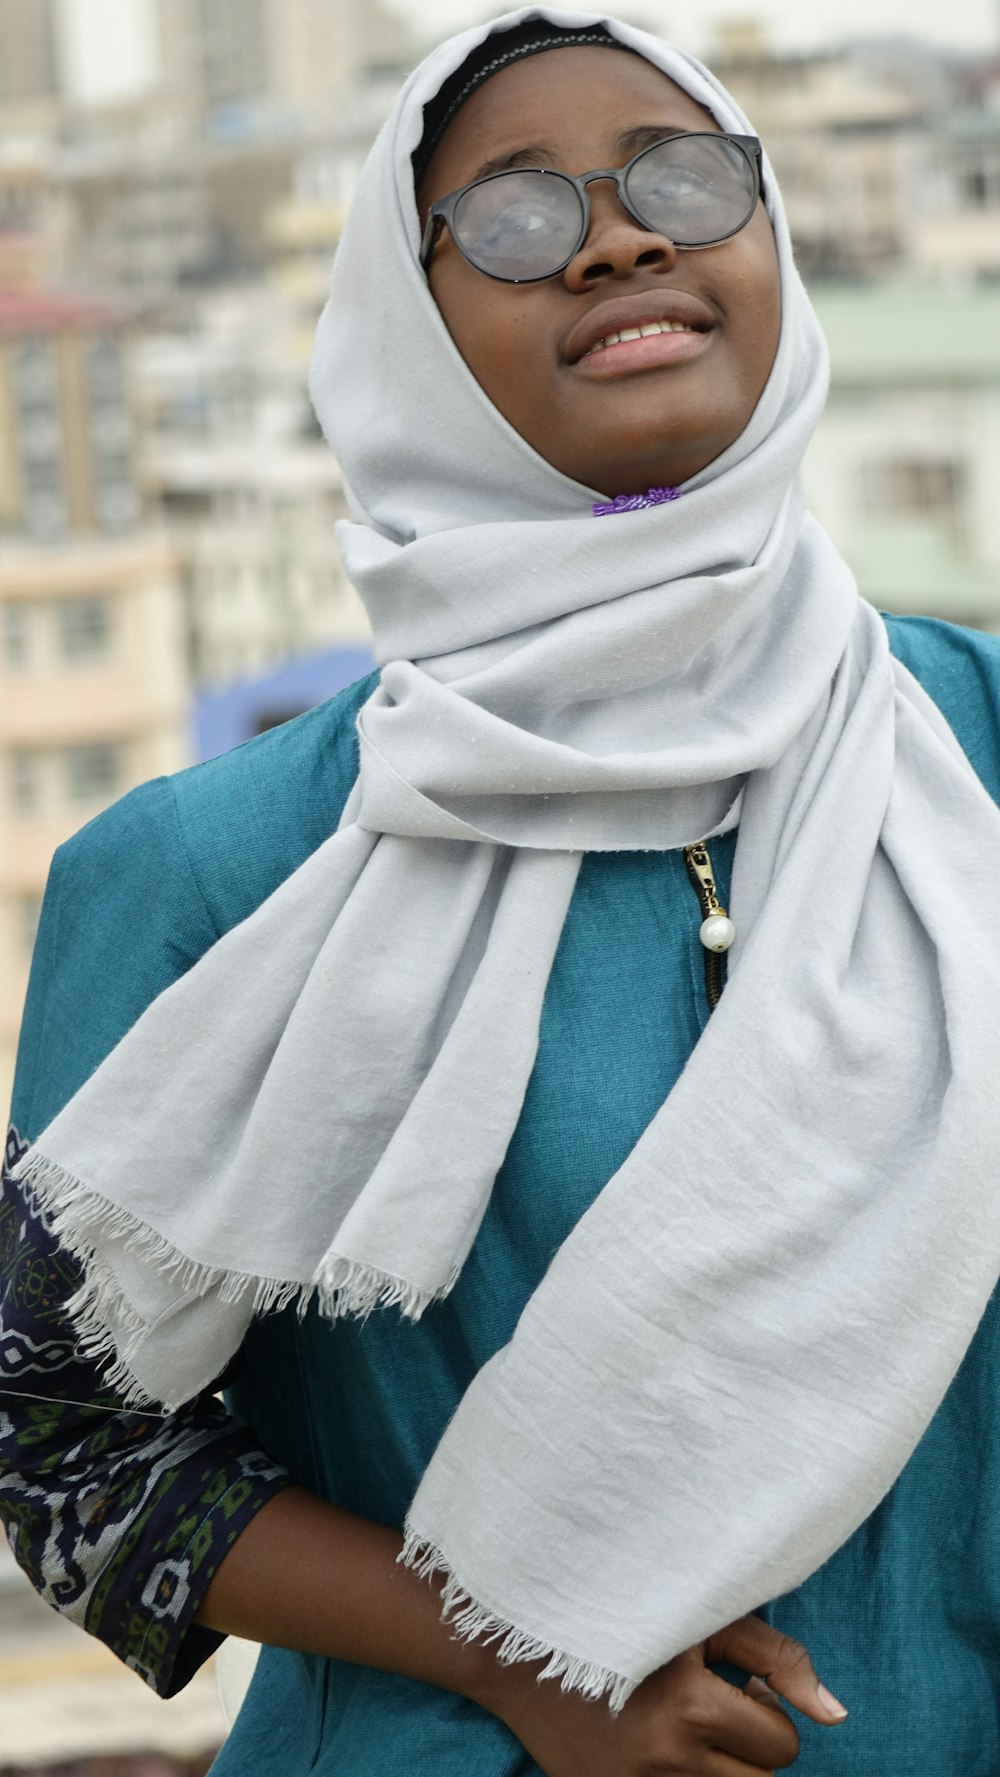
[419,210,445,270]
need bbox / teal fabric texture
[3,614,1000,1773]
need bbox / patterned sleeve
[0,1121,292,1697]
[0,779,300,1697]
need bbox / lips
[564,288,716,366]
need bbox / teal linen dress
[4,614,1000,1775]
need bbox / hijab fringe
[11,1148,457,1410]
[399,1525,636,1716]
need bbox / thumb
[708,1614,849,1726]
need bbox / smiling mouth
[583,319,702,356]
[573,324,714,376]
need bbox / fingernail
[817,1682,848,1720]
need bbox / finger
[704,1752,777,1777]
[701,1673,800,1769]
[745,1676,783,1710]
[707,1614,849,1726]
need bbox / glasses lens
[452,170,582,281]
[626,135,756,245]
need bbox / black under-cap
[412,18,643,188]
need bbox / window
[87,338,137,531]
[64,742,124,803]
[87,337,125,404]
[162,488,212,523]
[15,344,65,542]
[19,412,61,460]
[92,409,131,449]
[13,341,57,408]
[93,450,133,489]
[861,459,964,519]
[95,481,138,532]
[957,148,1000,210]
[2,601,32,670]
[92,442,137,532]
[11,750,40,815]
[21,455,66,541]
[56,596,113,662]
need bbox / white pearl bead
[699,914,736,953]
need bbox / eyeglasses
[420,132,764,284]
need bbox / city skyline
[402,0,999,54]
[54,0,1000,105]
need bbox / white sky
[55,0,999,104]
[56,0,158,103]
[398,0,1000,55]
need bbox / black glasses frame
[420,132,764,284]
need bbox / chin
[569,440,706,492]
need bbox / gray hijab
[12,5,1000,1711]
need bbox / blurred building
[0,288,188,1122]
[711,20,931,278]
[154,0,410,139]
[266,66,405,343]
[51,2,412,309]
[805,281,1000,628]
[710,20,1000,286]
[0,0,63,139]
[57,128,300,305]
[0,143,69,288]
[912,90,1000,278]
[135,285,372,686]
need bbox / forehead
[421,46,721,199]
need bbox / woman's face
[420,47,782,496]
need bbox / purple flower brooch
[592,486,682,517]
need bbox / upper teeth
[585,320,695,355]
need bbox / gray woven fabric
[13,5,1000,1712]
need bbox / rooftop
[809,279,1000,383]
[0,285,124,337]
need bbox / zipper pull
[683,843,737,955]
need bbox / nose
[562,172,679,290]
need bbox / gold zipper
[683,841,731,1013]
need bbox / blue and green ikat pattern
[2,1122,124,1408]
[1,1122,292,1696]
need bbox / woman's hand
[480,1612,847,1777]
[195,1491,846,1774]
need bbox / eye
[643,166,716,200]
[482,200,550,245]
[454,174,581,271]
[627,138,753,228]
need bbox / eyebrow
[469,122,708,183]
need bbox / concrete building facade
[0,288,141,540]
[805,281,1000,629]
[710,22,926,278]
[0,0,62,134]
[911,100,1000,278]
[0,290,189,1122]
[154,0,411,139]
[136,287,372,687]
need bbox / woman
[3,9,1000,1775]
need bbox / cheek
[744,215,782,330]
[431,270,555,416]
[720,238,781,392]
